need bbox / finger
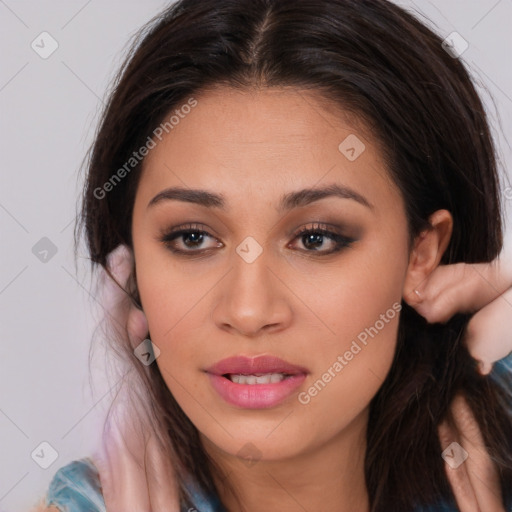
[101,245,136,338]
[405,268,460,323]
[100,245,132,315]
[464,287,512,369]
[127,306,149,349]
[95,400,152,512]
[469,254,512,312]
[449,394,506,512]
[97,418,151,512]
[476,360,494,376]
[438,418,480,512]
[408,263,493,324]
[106,244,133,286]
[145,433,181,512]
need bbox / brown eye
[159,224,223,254]
[290,223,355,255]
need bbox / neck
[202,410,370,512]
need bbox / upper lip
[205,355,309,376]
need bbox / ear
[403,209,453,306]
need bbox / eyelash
[159,222,355,256]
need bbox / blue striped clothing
[43,457,226,512]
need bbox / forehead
[137,86,399,210]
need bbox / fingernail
[408,288,422,304]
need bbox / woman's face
[131,86,411,463]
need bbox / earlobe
[403,209,453,305]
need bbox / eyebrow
[147,183,373,212]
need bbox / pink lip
[205,355,308,409]
[206,355,308,376]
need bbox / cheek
[135,243,209,335]
[134,248,220,389]
[291,230,408,349]
[289,231,406,427]
[293,281,402,449]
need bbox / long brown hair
[76,0,512,510]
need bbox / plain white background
[0,1,511,510]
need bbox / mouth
[205,355,308,409]
[222,372,293,384]
[206,354,308,377]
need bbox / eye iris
[303,232,324,249]
[184,232,203,247]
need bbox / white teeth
[228,373,287,384]
[270,373,285,383]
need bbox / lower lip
[207,373,307,409]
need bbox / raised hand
[93,244,181,512]
[405,251,512,375]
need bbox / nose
[211,249,293,338]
